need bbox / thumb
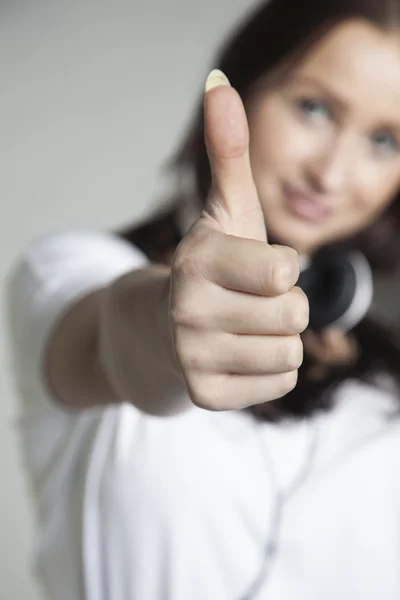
[203,69,267,243]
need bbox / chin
[267,222,319,255]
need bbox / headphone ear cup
[297,248,373,331]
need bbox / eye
[371,131,400,156]
[297,98,331,121]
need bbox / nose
[305,132,355,195]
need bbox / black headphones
[296,247,373,331]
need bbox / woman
[7,0,400,598]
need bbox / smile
[283,184,334,223]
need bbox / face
[246,20,400,255]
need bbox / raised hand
[169,70,309,410]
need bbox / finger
[201,286,309,335]
[190,370,298,411]
[197,332,304,375]
[196,228,300,295]
[203,69,266,242]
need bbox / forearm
[45,265,191,416]
[98,265,191,416]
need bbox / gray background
[0,1,257,597]
[1,2,399,599]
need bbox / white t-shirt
[6,229,400,600]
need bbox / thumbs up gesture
[170,70,309,411]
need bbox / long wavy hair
[119,0,400,420]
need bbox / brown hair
[120,0,400,419]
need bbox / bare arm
[45,264,191,416]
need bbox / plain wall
[2,2,400,599]
[0,1,257,597]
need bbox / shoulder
[6,227,149,308]
[11,227,147,277]
[334,375,399,414]
[328,375,400,446]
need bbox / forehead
[292,20,400,115]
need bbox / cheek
[355,168,400,221]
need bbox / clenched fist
[169,70,309,411]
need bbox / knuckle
[181,341,210,372]
[171,240,197,276]
[170,285,212,332]
[284,246,302,282]
[270,245,301,293]
[278,370,299,396]
[284,288,310,333]
[172,332,187,366]
[172,228,217,280]
[170,302,193,327]
[170,300,205,330]
[190,376,223,411]
[274,336,303,372]
[295,288,310,332]
[270,260,291,295]
[286,335,304,371]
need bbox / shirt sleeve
[4,228,149,598]
[6,228,149,416]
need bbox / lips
[283,184,333,223]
